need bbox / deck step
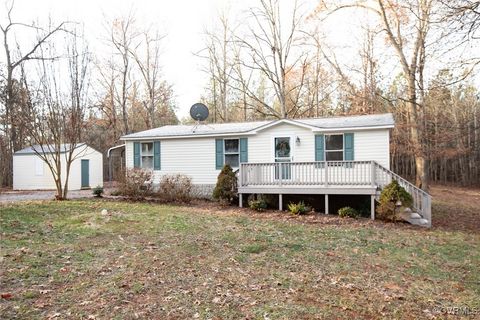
[399,210,429,226]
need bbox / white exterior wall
[124,123,391,185]
[13,146,103,190]
[248,123,315,163]
[354,129,390,169]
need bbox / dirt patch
[430,185,480,233]
[0,188,115,203]
[99,184,479,233]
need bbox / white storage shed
[13,143,103,190]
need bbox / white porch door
[274,137,292,180]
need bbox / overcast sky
[1,0,273,119]
[0,0,380,120]
[2,0,477,120]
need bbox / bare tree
[236,0,308,119]
[318,0,436,190]
[0,0,69,186]
[20,29,91,199]
[442,0,480,39]
[129,29,168,128]
[109,15,137,134]
[197,11,237,123]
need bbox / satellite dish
[190,103,209,122]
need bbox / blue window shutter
[133,142,140,168]
[154,141,161,170]
[315,134,325,161]
[344,133,354,160]
[215,139,224,169]
[240,138,248,163]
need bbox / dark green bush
[338,206,359,218]
[287,201,310,215]
[213,164,238,204]
[377,180,413,221]
[92,185,104,197]
[249,198,268,211]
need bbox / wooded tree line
[1,0,479,191]
[0,2,177,191]
[198,0,480,188]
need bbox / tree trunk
[407,79,428,190]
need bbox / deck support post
[239,193,243,208]
[325,194,329,214]
[370,195,375,220]
[279,194,283,211]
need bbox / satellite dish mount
[190,103,211,132]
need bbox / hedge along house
[13,143,103,191]
[121,113,431,227]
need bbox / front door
[274,137,292,180]
[81,159,90,188]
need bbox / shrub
[247,194,277,209]
[377,180,414,222]
[118,168,153,199]
[92,185,104,197]
[249,198,268,211]
[287,201,310,215]
[158,174,192,203]
[213,164,237,204]
[338,206,359,218]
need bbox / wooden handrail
[237,160,432,228]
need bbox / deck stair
[373,162,431,227]
[238,161,432,227]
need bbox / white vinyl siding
[249,123,315,163]
[354,129,390,169]
[34,157,44,176]
[123,124,391,185]
[13,146,103,190]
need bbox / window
[325,134,343,161]
[141,142,154,169]
[224,139,239,168]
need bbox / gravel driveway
[0,189,97,203]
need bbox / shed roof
[121,113,394,140]
[14,143,87,155]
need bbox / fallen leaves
[0,197,478,319]
[1,292,13,299]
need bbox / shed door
[81,159,90,188]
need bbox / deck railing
[373,161,432,227]
[239,161,376,187]
[239,161,432,227]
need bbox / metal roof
[14,143,87,155]
[121,113,394,140]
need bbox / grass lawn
[1,189,479,319]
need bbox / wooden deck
[238,161,377,193]
[237,161,432,227]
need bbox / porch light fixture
[296,136,301,145]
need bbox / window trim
[223,138,240,168]
[324,133,344,161]
[140,141,154,169]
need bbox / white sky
[2,0,477,120]
[1,0,268,119]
